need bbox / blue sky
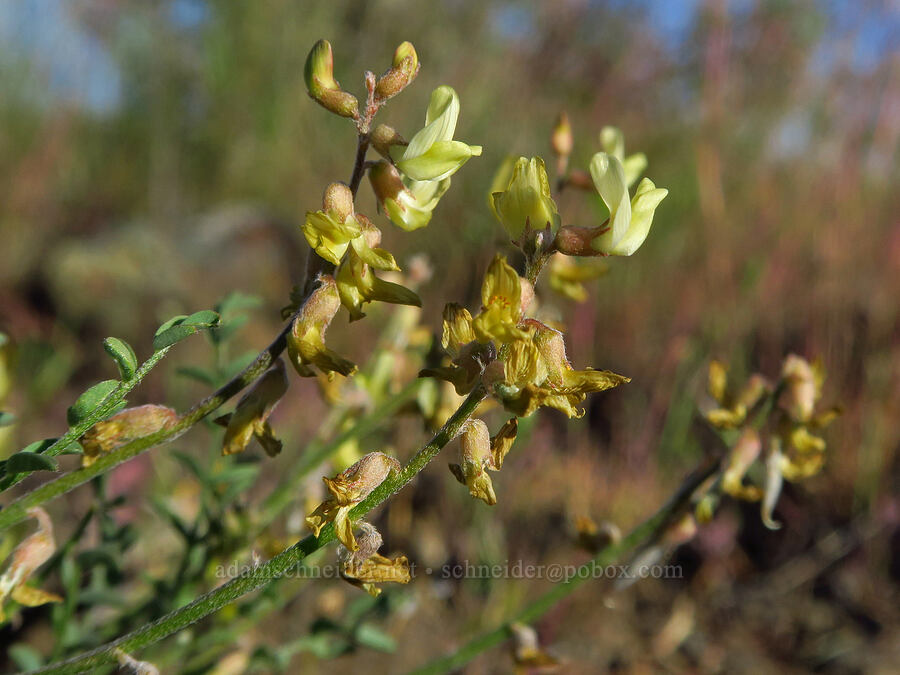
[1,0,897,114]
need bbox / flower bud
[551,112,573,158]
[368,160,405,204]
[553,225,608,257]
[81,404,178,467]
[491,156,560,240]
[322,182,354,222]
[369,124,408,159]
[374,41,419,102]
[303,39,359,118]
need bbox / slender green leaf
[6,451,58,473]
[183,310,220,327]
[152,311,220,351]
[66,380,120,426]
[103,337,138,380]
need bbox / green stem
[0,348,171,493]
[258,378,421,528]
[0,134,378,532]
[27,387,485,674]
[0,330,288,533]
[407,458,721,675]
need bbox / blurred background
[0,0,898,672]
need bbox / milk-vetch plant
[0,39,838,674]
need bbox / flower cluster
[305,452,410,596]
[424,255,630,421]
[702,355,839,529]
[369,86,482,231]
[490,126,668,262]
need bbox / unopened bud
[322,182,354,223]
[553,225,608,257]
[370,124,407,159]
[303,39,358,118]
[374,41,419,102]
[551,112,573,158]
[369,160,405,201]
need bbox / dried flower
[287,275,357,379]
[340,522,410,597]
[81,404,178,467]
[216,359,288,456]
[0,508,62,622]
[306,452,401,550]
[448,418,518,505]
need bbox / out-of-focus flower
[547,254,608,302]
[340,522,410,597]
[510,623,561,672]
[703,361,770,430]
[370,86,480,231]
[489,320,629,418]
[721,428,763,501]
[80,404,178,467]
[306,452,401,551]
[599,125,647,187]
[215,359,288,457]
[574,516,621,554]
[471,255,531,345]
[491,156,560,240]
[335,218,421,321]
[551,112,573,160]
[448,417,517,505]
[0,508,62,622]
[759,354,840,529]
[588,152,668,256]
[303,39,358,118]
[287,275,357,379]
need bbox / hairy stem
[0,347,171,493]
[408,458,721,675]
[27,387,486,674]
[0,132,374,532]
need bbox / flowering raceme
[370,86,481,231]
[422,254,630,426]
